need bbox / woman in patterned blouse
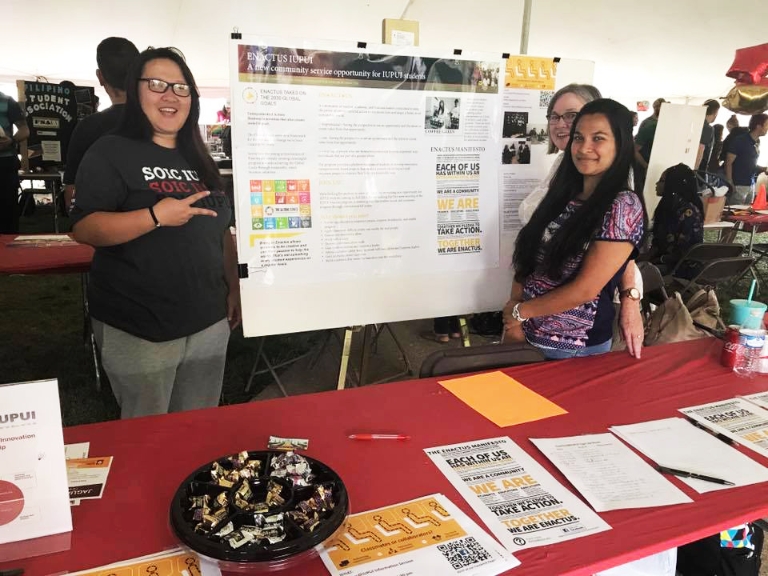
[503,99,648,359]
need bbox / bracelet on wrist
[511,302,528,323]
[148,205,161,228]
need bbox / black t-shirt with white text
[70,135,231,342]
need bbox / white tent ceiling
[3,0,767,108]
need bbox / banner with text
[230,38,502,335]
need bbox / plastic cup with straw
[730,279,767,329]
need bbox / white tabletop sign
[0,379,72,543]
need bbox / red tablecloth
[3,339,768,576]
[0,235,93,275]
[725,212,768,234]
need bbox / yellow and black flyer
[318,493,518,576]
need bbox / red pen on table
[348,433,411,441]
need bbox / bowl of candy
[170,450,349,571]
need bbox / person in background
[0,91,29,233]
[639,97,666,131]
[631,111,639,133]
[707,124,724,173]
[217,101,230,123]
[724,113,768,204]
[504,98,647,360]
[634,97,667,193]
[519,84,645,359]
[63,37,139,211]
[695,99,720,173]
[71,47,239,419]
[649,164,704,273]
[429,317,461,343]
[720,114,749,163]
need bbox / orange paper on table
[439,370,566,427]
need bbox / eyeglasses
[546,111,578,125]
[140,78,191,97]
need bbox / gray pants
[92,318,230,419]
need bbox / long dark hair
[514,98,646,282]
[656,163,703,215]
[115,46,222,191]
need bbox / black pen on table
[686,417,735,446]
[656,465,735,486]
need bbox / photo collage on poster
[250,179,312,231]
[500,109,549,165]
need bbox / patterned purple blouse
[522,191,644,351]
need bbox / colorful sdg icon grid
[249,180,312,231]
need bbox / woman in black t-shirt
[72,47,239,419]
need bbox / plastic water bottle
[734,329,767,378]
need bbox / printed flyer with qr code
[318,493,518,576]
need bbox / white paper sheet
[65,442,89,506]
[610,417,768,493]
[741,392,768,411]
[318,493,518,576]
[680,398,768,460]
[530,433,692,511]
[425,437,610,552]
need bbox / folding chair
[419,342,546,378]
[667,256,755,299]
[637,262,669,315]
[662,242,745,285]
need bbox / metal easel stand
[458,316,471,348]
[244,336,318,397]
[81,273,101,391]
[337,321,430,390]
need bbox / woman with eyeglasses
[516,84,645,359]
[71,47,238,419]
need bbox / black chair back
[419,342,546,378]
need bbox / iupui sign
[0,379,72,545]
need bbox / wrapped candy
[214,521,235,538]
[265,480,286,507]
[270,451,313,487]
[227,451,250,470]
[225,529,255,549]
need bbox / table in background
[0,234,99,387]
[724,212,768,255]
[4,339,768,576]
[18,172,65,233]
[0,234,92,274]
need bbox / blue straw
[747,279,757,302]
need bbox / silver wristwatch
[511,302,528,322]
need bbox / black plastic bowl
[169,451,349,565]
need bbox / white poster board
[230,35,592,337]
[0,379,72,545]
[644,103,705,215]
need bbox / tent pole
[520,0,532,55]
